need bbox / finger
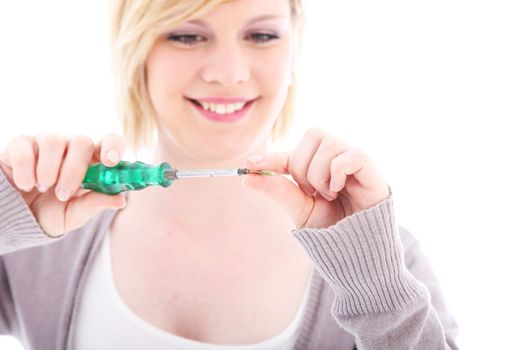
[246,150,319,197]
[94,133,126,166]
[242,171,313,228]
[288,128,327,195]
[329,148,383,192]
[245,128,327,196]
[34,133,67,193]
[70,188,92,199]
[307,136,348,201]
[245,151,290,173]
[55,135,95,202]
[5,135,37,192]
[62,191,126,233]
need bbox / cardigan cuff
[292,193,426,316]
[0,169,56,254]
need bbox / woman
[0,0,459,349]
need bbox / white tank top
[74,233,311,349]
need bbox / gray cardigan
[0,170,459,349]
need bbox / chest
[108,225,312,344]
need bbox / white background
[1,1,524,349]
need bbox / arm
[0,133,128,338]
[0,258,19,336]
[0,169,54,256]
[0,170,51,336]
[292,194,459,350]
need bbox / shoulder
[0,208,118,345]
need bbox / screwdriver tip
[247,169,276,176]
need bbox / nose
[200,41,250,87]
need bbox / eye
[246,32,280,45]
[167,34,207,46]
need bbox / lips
[185,96,257,122]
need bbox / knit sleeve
[0,169,56,256]
[292,192,459,349]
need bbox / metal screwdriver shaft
[164,168,273,179]
[165,168,247,179]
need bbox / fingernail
[37,184,48,193]
[323,192,338,201]
[106,149,119,164]
[246,155,264,164]
[56,187,71,202]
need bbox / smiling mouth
[186,98,257,116]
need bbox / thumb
[63,191,126,232]
[242,169,313,229]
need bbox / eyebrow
[188,14,287,27]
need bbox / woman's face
[146,0,295,164]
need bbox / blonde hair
[109,0,304,152]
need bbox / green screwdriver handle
[81,161,173,195]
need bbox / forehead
[191,0,292,23]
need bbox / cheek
[146,48,198,106]
[253,47,294,96]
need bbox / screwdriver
[81,160,275,195]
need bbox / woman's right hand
[0,133,127,237]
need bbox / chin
[198,145,252,164]
[160,119,270,163]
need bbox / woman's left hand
[242,128,390,229]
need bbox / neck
[119,143,292,237]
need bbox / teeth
[199,101,248,115]
[216,104,226,115]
